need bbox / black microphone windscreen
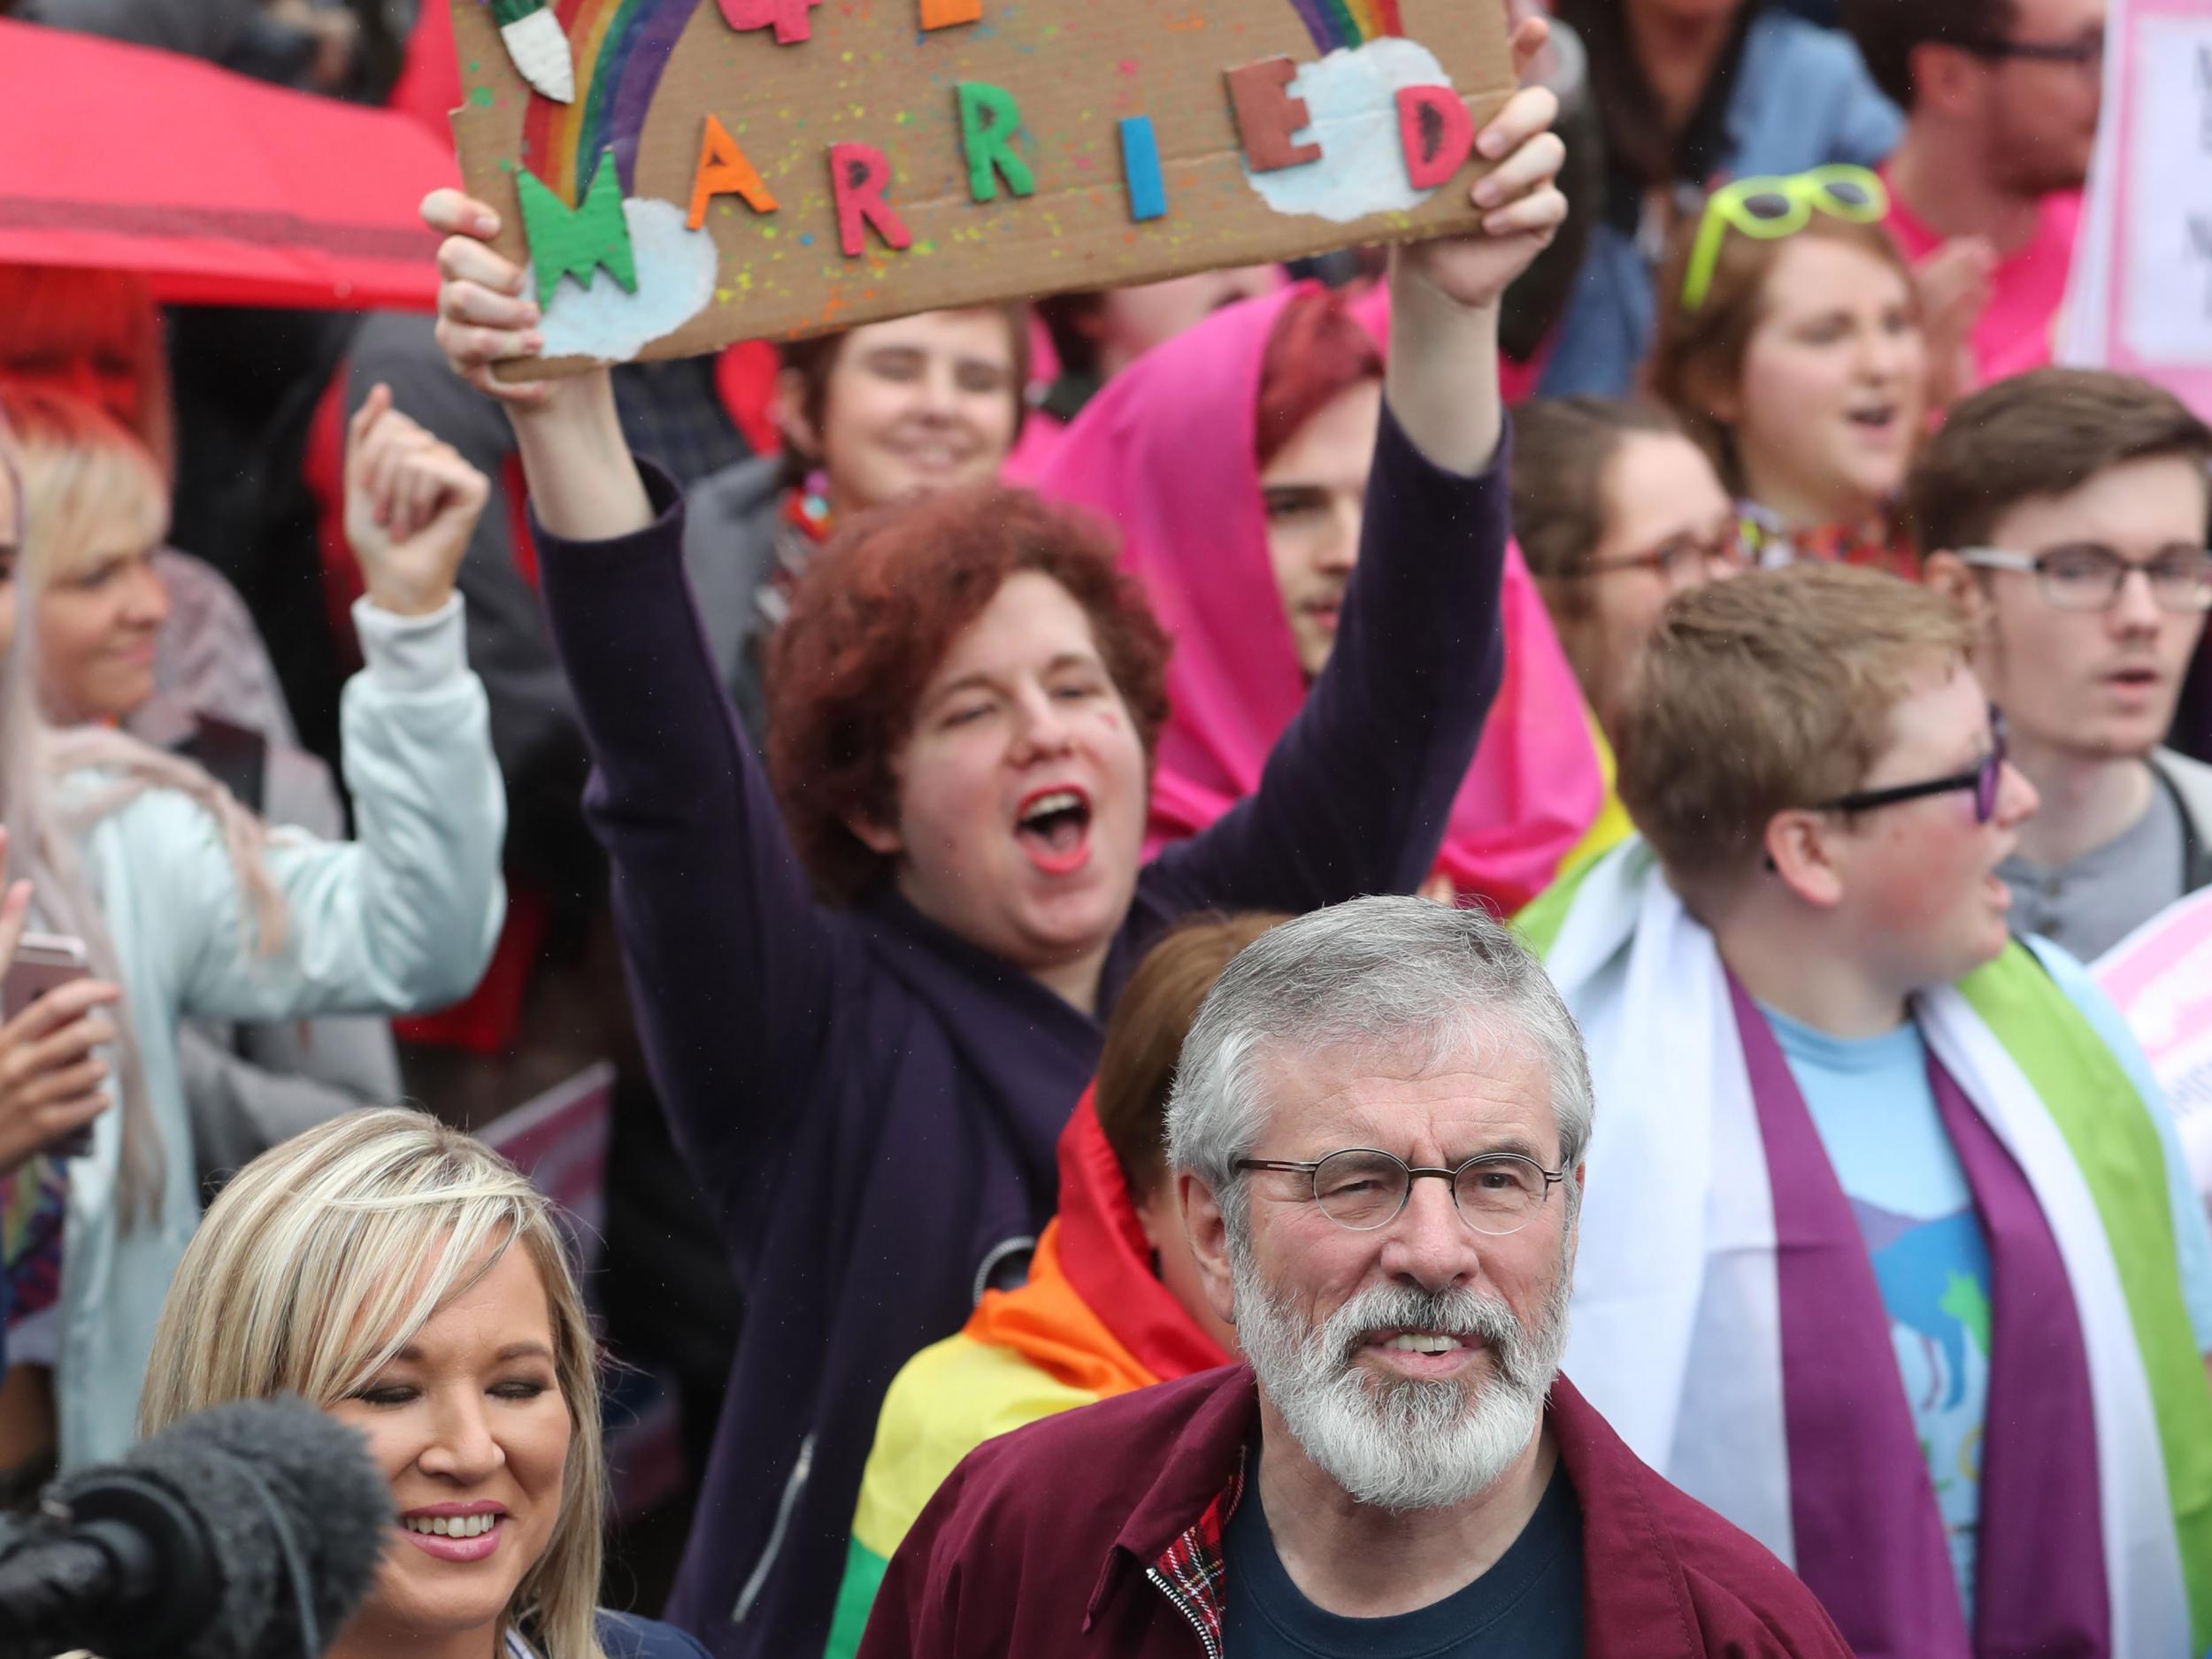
[47,1396,392,1659]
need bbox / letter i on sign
[1119,117,1166,220]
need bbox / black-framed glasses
[1962,28,2103,69]
[1818,709,2008,825]
[1579,515,1752,588]
[1234,1148,1568,1236]
[1958,543,2212,614]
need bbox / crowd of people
[2,0,2211,1655]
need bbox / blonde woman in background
[0,383,504,1482]
[5,384,408,1199]
[141,1109,708,1659]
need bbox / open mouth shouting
[399,1502,507,1563]
[1844,400,1902,440]
[1014,784,1094,877]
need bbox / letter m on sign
[515,150,640,309]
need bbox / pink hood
[1035,285,1600,910]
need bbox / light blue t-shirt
[1764,1007,1992,1621]
[1763,947,2212,1626]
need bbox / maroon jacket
[856,1366,1854,1658]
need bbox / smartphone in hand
[4,933,96,1158]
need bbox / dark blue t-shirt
[1221,1463,1584,1656]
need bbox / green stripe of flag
[1961,943,2212,1652]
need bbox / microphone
[0,1396,392,1659]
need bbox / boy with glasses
[1519,562,2212,1657]
[1917,368,2212,962]
[1844,0,2103,388]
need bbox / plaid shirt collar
[1140,1449,1249,1658]
[1083,1368,1264,1652]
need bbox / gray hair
[1164,896,1594,1237]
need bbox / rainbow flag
[522,0,706,204]
[1283,0,1402,57]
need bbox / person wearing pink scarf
[1037,284,1605,913]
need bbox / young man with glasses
[858,898,1854,1658]
[1520,562,2212,1657]
[1916,368,2212,963]
[1844,0,2103,388]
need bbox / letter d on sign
[1394,86,1474,190]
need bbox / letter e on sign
[1224,58,1322,173]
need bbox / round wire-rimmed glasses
[1233,1148,1568,1236]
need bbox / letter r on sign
[829,142,913,256]
[956,82,1036,203]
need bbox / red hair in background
[1253,288,1383,470]
[0,265,174,482]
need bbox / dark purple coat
[533,405,1509,1659]
[859,1367,1856,1659]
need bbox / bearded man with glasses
[1914,368,2212,963]
[857,897,1852,1658]
[1845,0,2103,389]
[1521,560,2212,1658]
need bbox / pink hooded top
[1035,285,1601,912]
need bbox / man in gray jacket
[1919,368,2212,962]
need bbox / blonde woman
[142,1109,706,1659]
[5,383,405,1200]
[0,382,504,1478]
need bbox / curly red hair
[765,486,1173,902]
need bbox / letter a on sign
[1394,87,1474,189]
[688,114,779,227]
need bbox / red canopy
[0,19,458,310]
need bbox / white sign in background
[2119,15,2212,364]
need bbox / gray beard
[1230,1244,1571,1513]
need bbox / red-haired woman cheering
[419,23,1566,1655]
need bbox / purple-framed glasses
[1817,709,2008,826]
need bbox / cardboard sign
[2093,888,2212,1209]
[447,0,1514,372]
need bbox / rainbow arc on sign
[523,0,704,204]
[1287,0,1402,55]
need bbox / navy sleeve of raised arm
[533,463,842,1265]
[1144,403,1509,914]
